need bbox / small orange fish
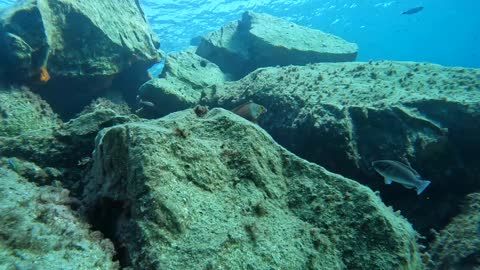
[231,101,267,123]
[39,66,50,83]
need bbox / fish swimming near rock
[402,6,424,15]
[231,101,267,123]
[7,158,17,171]
[139,100,155,107]
[372,160,431,195]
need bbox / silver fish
[139,100,155,107]
[372,160,431,195]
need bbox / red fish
[231,102,267,123]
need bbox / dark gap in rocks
[86,197,132,268]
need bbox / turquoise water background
[1,0,479,68]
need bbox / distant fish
[402,6,424,15]
[231,101,267,123]
[7,158,17,171]
[139,100,155,107]
[372,160,431,195]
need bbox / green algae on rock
[83,108,425,269]
[0,0,159,83]
[200,61,480,237]
[427,193,480,269]
[0,86,61,137]
[0,90,138,189]
[196,11,358,79]
[0,0,161,118]
[137,49,226,118]
[160,49,227,88]
[137,78,201,118]
[0,168,119,269]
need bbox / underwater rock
[0,87,138,190]
[137,78,200,118]
[83,108,425,269]
[427,193,480,269]
[160,48,227,88]
[137,49,226,118]
[0,86,61,137]
[196,11,358,79]
[200,61,480,237]
[0,168,119,269]
[0,0,159,82]
[0,0,160,117]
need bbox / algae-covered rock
[0,86,61,137]
[137,78,201,118]
[136,49,226,118]
[0,89,138,188]
[0,157,62,185]
[0,0,159,83]
[428,193,480,269]
[0,0,161,118]
[196,11,358,79]
[200,61,480,236]
[160,49,227,88]
[83,108,425,269]
[0,167,119,269]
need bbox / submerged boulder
[200,61,480,237]
[160,48,227,88]
[196,11,358,79]
[0,86,61,137]
[137,49,226,118]
[0,168,119,269]
[428,193,480,269]
[0,86,138,188]
[0,0,160,117]
[83,108,425,269]
[0,0,159,82]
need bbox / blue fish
[7,158,17,171]
[402,7,424,15]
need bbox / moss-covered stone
[196,11,358,79]
[200,61,480,237]
[0,86,60,137]
[0,167,119,269]
[0,0,161,118]
[428,193,480,269]
[0,88,138,189]
[83,108,425,269]
[0,0,159,83]
[137,78,201,118]
[160,48,227,88]
[136,49,226,118]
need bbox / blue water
[1,0,479,68]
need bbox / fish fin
[402,184,415,189]
[384,178,393,184]
[416,180,431,195]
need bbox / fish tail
[416,180,431,195]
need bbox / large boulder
[200,61,480,237]
[0,0,160,117]
[427,193,480,269]
[196,11,358,79]
[83,108,425,269]
[137,49,226,118]
[0,86,138,190]
[0,86,61,137]
[160,48,227,87]
[0,168,119,269]
[0,0,159,82]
